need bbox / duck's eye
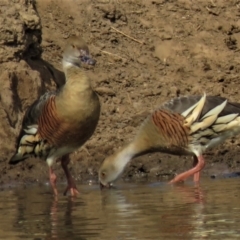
[101,172,106,178]
[72,44,75,49]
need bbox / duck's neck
[112,117,166,171]
[62,59,92,91]
[62,59,80,71]
[55,60,93,116]
[113,132,155,171]
[113,143,137,170]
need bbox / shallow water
[0,178,239,240]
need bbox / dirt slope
[1,0,240,187]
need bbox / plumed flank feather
[190,100,227,133]
[183,97,239,135]
[202,100,227,119]
[162,95,240,117]
[182,93,206,125]
[9,127,49,164]
[23,125,38,134]
[225,119,240,131]
[215,114,238,124]
[212,124,227,132]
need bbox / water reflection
[0,178,239,239]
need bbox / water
[0,178,239,239]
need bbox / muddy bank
[1,0,240,186]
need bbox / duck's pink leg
[192,155,205,182]
[169,155,205,184]
[49,167,58,196]
[61,155,79,196]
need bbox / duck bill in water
[100,182,110,190]
[99,182,116,190]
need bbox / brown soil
[1,0,240,187]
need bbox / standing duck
[99,94,240,187]
[9,36,101,196]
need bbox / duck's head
[62,36,96,67]
[98,154,125,189]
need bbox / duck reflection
[2,179,239,240]
[12,185,100,240]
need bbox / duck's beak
[99,182,110,190]
[80,50,96,66]
[83,55,96,66]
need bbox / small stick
[127,93,133,105]
[111,26,144,44]
[206,6,219,16]
[210,0,216,7]
[100,50,126,60]
[128,10,145,14]
[196,25,201,31]
[82,146,91,156]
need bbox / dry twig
[111,26,144,44]
[82,146,91,156]
[127,93,133,105]
[206,6,219,16]
[100,50,126,60]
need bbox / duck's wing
[9,91,56,164]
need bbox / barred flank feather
[9,91,56,165]
[38,96,61,145]
[151,110,189,147]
